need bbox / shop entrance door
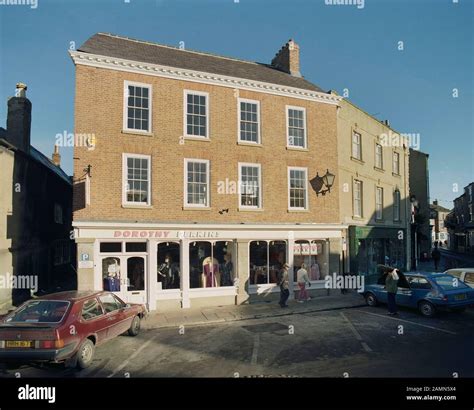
[101,255,147,305]
[123,256,147,304]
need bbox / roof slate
[78,33,326,93]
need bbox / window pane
[288,108,305,148]
[125,242,147,252]
[186,93,207,137]
[100,242,122,253]
[127,257,145,291]
[157,242,181,290]
[102,257,121,291]
[249,241,268,285]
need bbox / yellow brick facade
[73,65,340,223]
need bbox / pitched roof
[431,203,451,213]
[78,33,326,93]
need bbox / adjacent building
[408,149,431,267]
[337,99,410,283]
[0,83,75,311]
[446,183,474,254]
[70,33,345,311]
[430,200,451,248]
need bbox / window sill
[374,166,385,172]
[237,141,263,147]
[286,146,309,152]
[121,130,154,137]
[352,216,364,220]
[183,135,210,142]
[122,204,153,209]
[238,207,264,212]
[350,157,364,164]
[182,206,211,210]
[392,172,401,177]
[288,209,310,213]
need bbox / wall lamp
[313,169,336,196]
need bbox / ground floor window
[356,237,405,277]
[293,240,328,282]
[157,242,181,289]
[127,257,145,291]
[102,257,122,291]
[189,241,235,288]
[249,240,287,285]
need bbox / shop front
[74,222,345,311]
[348,225,407,284]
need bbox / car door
[80,297,108,344]
[403,276,432,307]
[98,293,125,340]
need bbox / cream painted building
[337,99,411,281]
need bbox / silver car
[444,268,474,288]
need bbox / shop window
[102,257,121,291]
[189,241,235,288]
[157,242,181,290]
[293,240,325,281]
[249,241,286,285]
[127,257,145,291]
[125,242,147,252]
[100,242,122,253]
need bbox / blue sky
[0,0,472,207]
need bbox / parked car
[444,268,474,289]
[0,291,147,369]
[361,272,474,317]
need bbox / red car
[0,291,147,369]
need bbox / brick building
[70,33,345,311]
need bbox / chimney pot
[6,82,32,153]
[52,144,61,167]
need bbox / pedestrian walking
[431,243,441,271]
[296,263,311,302]
[278,263,290,308]
[386,268,399,316]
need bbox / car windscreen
[5,300,70,323]
[432,275,469,291]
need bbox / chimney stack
[6,83,31,154]
[271,39,301,77]
[52,144,61,167]
[433,200,438,206]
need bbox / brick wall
[73,65,339,225]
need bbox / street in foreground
[2,305,473,378]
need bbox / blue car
[362,272,474,317]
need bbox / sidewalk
[142,291,365,330]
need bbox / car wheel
[76,339,95,369]
[418,301,436,317]
[128,315,141,336]
[365,292,378,307]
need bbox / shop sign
[293,243,321,255]
[113,230,220,239]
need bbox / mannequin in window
[158,253,180,289]
[220,253,233,286]
[202,256,220,287]
[310,259,320,281]
[103,259,121,291]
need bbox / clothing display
[310,262,320,280]
[220,260,233,286]
[202,257,220,287]
[103,276,120,291]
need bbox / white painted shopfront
[74,222,347,311]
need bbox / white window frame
[375,143,383,169]
[122,153,152,207]
[393,151,400,175]
[393,189,401,222]
[237,98,261,144]
[375,186,384,220]
[184,158,210,208]
[353,179,363,218]
[123,80,152,134]
[352,131,362,160]
[238,162,262,209]
[288,167,309,211]
[183,90,209,140]
[286,106,307,149]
